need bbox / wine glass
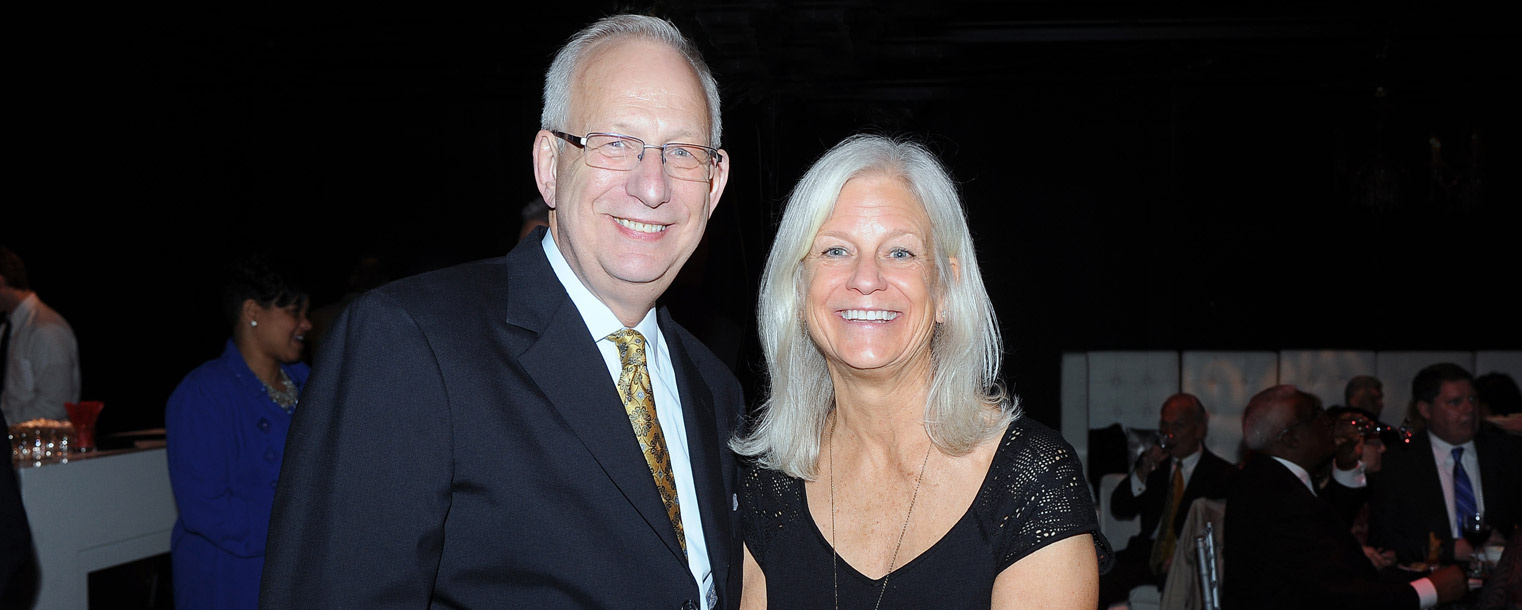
[1459,511,1490,578]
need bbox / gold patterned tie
[1150,464,1185,574]
[607,329,687,555]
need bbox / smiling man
[260,14,743,610]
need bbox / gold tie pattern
[607,329,687,555]
[1150,464,1185,574]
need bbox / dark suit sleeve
[260,291,454,609]
[1109,467,1152,520]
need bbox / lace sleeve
[978,418,1114,574]
[738,459,804,570]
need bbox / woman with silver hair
[733,133,1110,609]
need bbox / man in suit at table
[1370,362,1522,566]
[1225,384,1466,610]
[1098,393,1238,609]
[260,13,739,610]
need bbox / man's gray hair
[540,14,723,148]
[1242,384,1310,450]
[730,133,1017,479]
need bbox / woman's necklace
[261,368,298,413]
[829,422,933,610]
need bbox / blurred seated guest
[1099,393,1236,608]
[1370,363,1522,566]
[1343,374,1387,421]
[0,245,80,424]
[1327,406,1394,569]
[732,134,1110,610]
[1475,371,1522,436]
[1225,385,1466,610]
[165,253,312,610]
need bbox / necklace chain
[830,420,933,610]
[261,369,299,412]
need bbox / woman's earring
[250,320,258,327]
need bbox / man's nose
[627,148,672,208]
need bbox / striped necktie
[607,328,687,555]
[1452,446,1477,532]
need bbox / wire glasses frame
[551,131,722,182]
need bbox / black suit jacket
[1369,426,1522,564]
[1110,447,1237,555]
[260,230,745,610]
[1224,454,1419,610]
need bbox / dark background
[8,1,1517,441]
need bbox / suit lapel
[1408,434,1452,536]
[661,309,734,589]
[506,236,689,564]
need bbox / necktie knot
[1452,446,1464,461]
[607,329,648,368]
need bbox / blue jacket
[166,339,308,610]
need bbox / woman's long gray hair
[731,133,1018,479]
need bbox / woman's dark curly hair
[221,252,309,330]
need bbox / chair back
[1194,521,1220,610]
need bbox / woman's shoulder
[738,459,808,555]
[974,414,1108,570]
[987,416,1082,472]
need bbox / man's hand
[1135,445,1167,479]
[1453,537,1473,562]
[1427,565,1468,604]
[1333,432,1364,471]
[1361,545,1396,570]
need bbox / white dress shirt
[1,292,80,424]
[543,233,715,606]
[1426,431,1485,539]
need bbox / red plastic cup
[64,401,105,452]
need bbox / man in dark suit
[1225,384,1466,610]
[1099,393,1237,609]
[1370,362,1522,565]
[259,14,739,610]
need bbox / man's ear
[703,148,732,219]
[533,130,561,208]
[1416,401,1433,422]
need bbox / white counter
[15,448,177,610]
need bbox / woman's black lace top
[740,416,1113,609]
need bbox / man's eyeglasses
[551,131,721,182]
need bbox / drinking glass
[1460,511,1490,578]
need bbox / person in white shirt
[0,246,80,425]
[1370,362,1522,566]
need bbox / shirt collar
[1427,430,1477,460]
[541,231,660,342]
[1270,456,1317,495]
[9,292,39,322]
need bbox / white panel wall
[1181,351,1278,465]
[1085,351,1180,432]
[1278,349,1378,408]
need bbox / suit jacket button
[681,601,698,610]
